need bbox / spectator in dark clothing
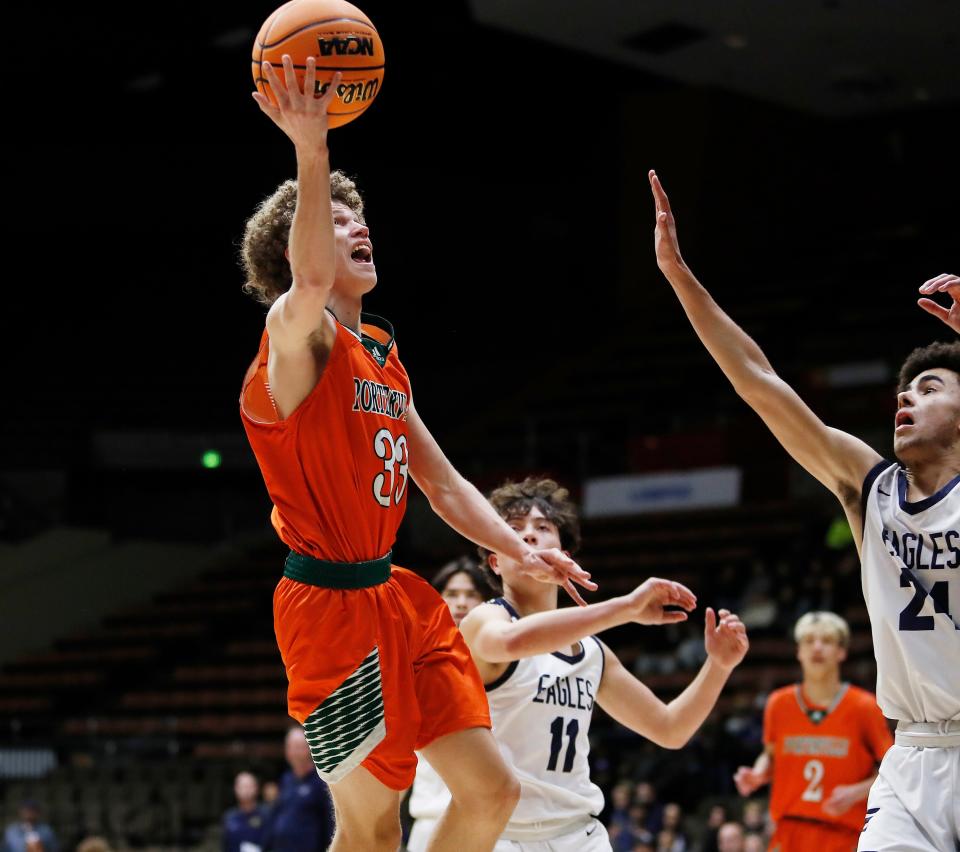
[223,771,269,852]
[265,727,334,851]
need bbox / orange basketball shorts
[770,816,860,852]
[273,560,490,790]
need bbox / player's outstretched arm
[406,404,597,605]
[460,577,697,664]
[648,171,881,511]
[918,273,960,334]
[596,607,748,749]
[253,57,342,353]
[733,746,773,796]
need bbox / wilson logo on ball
[316,79,380,105]
[317,36,376,56]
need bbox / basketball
[252,0,385,129]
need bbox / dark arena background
[3,1,959,849]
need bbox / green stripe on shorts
[304,645,386,783]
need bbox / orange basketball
[252,0,385,129]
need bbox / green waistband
[283,550,392,589]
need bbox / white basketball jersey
[408,752,450,821]
[485,598,606,831]
[860,461,960,723]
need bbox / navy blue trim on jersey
[552,644,586,664]
[861,460,896,539]
[484,598,520,692]
[484,660,518,693]
[491,597,586,664]
[492,597,520,620]
[897,466,960,515]
[591,635,605,681]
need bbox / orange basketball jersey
[240,312,411,562]
[764,683,893,834]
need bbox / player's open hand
[704,607,749,671]
[253,55,342,149]
[649,170,686,275]
[822,783,863,817]
[520,549,598,607]
[733,765,766,797]
[918,273,960,334]
[624,577,697,625]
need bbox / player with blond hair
[735,612,892,850]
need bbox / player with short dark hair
[650,172,959,852]
[458,477,749,850]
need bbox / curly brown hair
[240,171,365,306]
[477,477,582,571]
[897,341,960,392]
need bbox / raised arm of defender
[648,170,881,522]
[595,606,748,749]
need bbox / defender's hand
[623,577,697,625]
[519,549,597,607]
[649,169,686,274]
[705,607,749,671]
[918,273,960,334]
[733,765,766,797]
[253,55,342,149]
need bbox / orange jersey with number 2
[765,683,892,838]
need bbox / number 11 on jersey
[547,716,579,772]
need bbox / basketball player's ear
[487,553,502,577]
[838,645,848,664]
[284,247,290,261]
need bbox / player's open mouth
[895,411,914,429]
[351,243,373,264]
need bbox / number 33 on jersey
[241,314,412,563]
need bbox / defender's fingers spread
[705,607,716,631]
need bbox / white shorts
[857,726,960,852]
[406,817,439,852]
[493,818,610,852]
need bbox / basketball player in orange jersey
[240,57,597,852]
[734,612,893,851]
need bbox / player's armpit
[266,287,336,356]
